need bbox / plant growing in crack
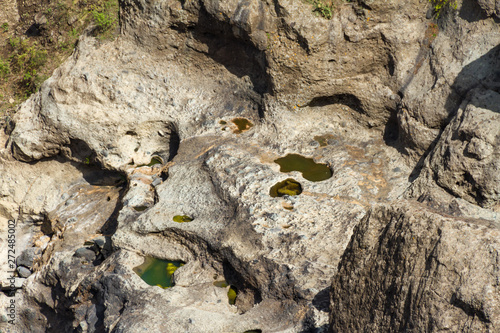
[429,0,458,18]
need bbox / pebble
[17,266,32,278]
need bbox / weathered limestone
[0,0,498,332]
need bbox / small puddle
[213,280,228,288]
[133,257,184,288]
[270,178,302,198]
[136,156,163,167]
[274,154,332,182]
[213,280,237,304]
[227,286,238,305]
[173,215,193,223]
[231,118,253,134]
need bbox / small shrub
[313,0,333,19]
[429,0,458,18]
[8,37,20,48]
[0,58,10,79]
[8,38,48,94]
[90,0,118,35]
[1,22,8,32]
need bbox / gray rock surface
[330,201,500,332]
[16,248,41,269]
[16,266,31,278]
[74,247,97,262]
[410,89,500,209]
[0,0,499,332]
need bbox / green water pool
[133,257,184,288]
[274,153,332,182]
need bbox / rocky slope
[0,0,499,332]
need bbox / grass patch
[308,0,334,19]
[7,38,48,95]
[429,0,458,18]
[90,0,119,39]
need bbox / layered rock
[330,201,500,332]
[0,0,499,332]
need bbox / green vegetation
[429,0,458,18]
[7,38,48,95]
[0,59,9,79]
[0,0,120,122]
[90,0,119,38]
[308,0,334,19]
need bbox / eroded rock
[0,0,499,332]
[330,201,500,332]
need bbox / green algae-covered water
[173,215,193,222]
[269,178,302,198]
[213,280,238,304]
[231,118,253,133]
[274,154,332,182]
[133,257,184,288]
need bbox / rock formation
[0,0,498,332]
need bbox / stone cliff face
[0,0,499,332]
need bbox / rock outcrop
[330,201,500,332]
[0,0,499,332]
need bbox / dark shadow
[222,259,263,307]
[25,23,43,37]
[383,106,399,144]
[405,43,500,181]
[451,293,490,323]
[407,132,442,182]
[299,310,329,332]
[459,0,489,23]
[168,126,180,162]
[444,44,500,118]
[312,287,330,312]
[98,188,126,236]
[40,280,76,333]
[76,162,126,187]
[183,5,271,95]
[68,138,94,162]
[308,94,365,115]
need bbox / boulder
[330,201,500,332]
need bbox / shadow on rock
[407,43,500,181]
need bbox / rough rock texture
[397,0,500,159]
[330,201,500,332]
[0,0,499,332]
[408,89,500,210]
